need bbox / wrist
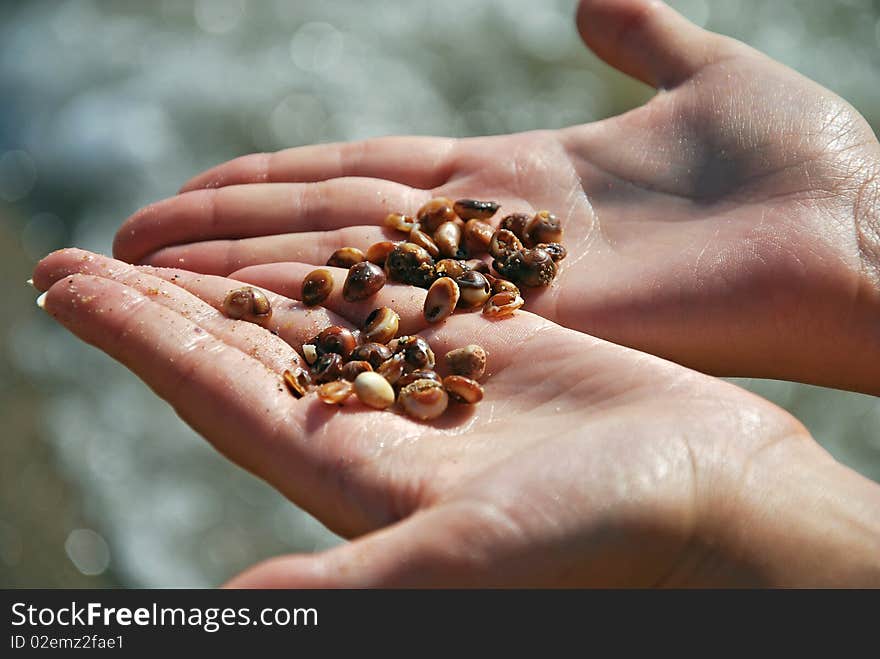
[696,436,880,587]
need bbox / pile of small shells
[301,197,565,323]
[284,313,488,421]
[221,198,564,421]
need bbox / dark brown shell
[454,199,500,221]
[343,261,386,301]
[301,269,334,307]
[384,242,436,288]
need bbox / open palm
[112,0,880,393]
[42,247,875,586]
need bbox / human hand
[33,248,880,586]
[112,0,880,394]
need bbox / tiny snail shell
[343,261,386,301]
[366,241,399,266]
[489,228,523,262]
[424,277,460,324]
[342,360,374,382]
[464,219,494,252]
[483,291,524,318]
[222,287,272,322]
[398,379,449,420]
[454,199,499,221]
[316,325,358,359]
[384,213,418,233]
[443,375,484,404]
[327,247,366,269]
[353,371,395,410]
[433,221,462,259]
[317,380,354,404]
[499,213,531,242]
[283,368,311,399]
[409,228,441,259]
[455,270,491,310]
[417,197,457,233]
[525,211,563,246]
[363,307,400,344]
[504,248,557,287]
[376,353,406,385]
[444,344,487,381]
[351,342,393,369]
[301,269,334,307]
[312,352,344,383]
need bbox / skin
[112,0,880,394]
[32,249,880,586]
[32,1,880,585]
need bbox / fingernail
[26,278,34,288]
[36,291,48,309]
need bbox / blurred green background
[1,0,879,587]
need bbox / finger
[33,249,303,373]
[230,262,429,335]
[113,177,428,265]
[180,136,457,193]
[37,274,331,509]
[140,225,395,275]
[134,265,353,349]
[575,0,739,89]
[224,501,514,588]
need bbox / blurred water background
[1,0,879,587]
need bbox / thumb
[224,502,521,588]
[575,0,739,89]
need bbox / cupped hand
[33,248,880,586]
[112,0,880,394]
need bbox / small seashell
[353,371,395,410]
[351,342,393,369]
[301,269,334,307]
[417,197,457,233]
[409,228,440,259]
[482,291,524,318]
[433,221,463,259]
[342,360,373,382]
[464,219,494,253]
[316,325,357,359]
[525,211,563,246]
[394,336,436,370]
[222,287,272,322]
[312,352,344,383]
[398,379,449,420]
[486,274,521,297]
[435,258,468,280]
[455,270,491,310]
[424,277,460,324]
[454,199,500,221]
[503,248,557,287]
[384,242,436,288]
[443,375,484,404]
[343,261,386,301]
[283,368,311,399]
[536,242,567,262]
[396,369,443,390]
[376,353,406,385]
[326,247,366,269]
[384,213,418,233]
[317,379,354,404]
[499,213,531,242]
[366,241,399,266]
[444,344,487,381]
[363,306,400,344]
[489,228,523,262]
